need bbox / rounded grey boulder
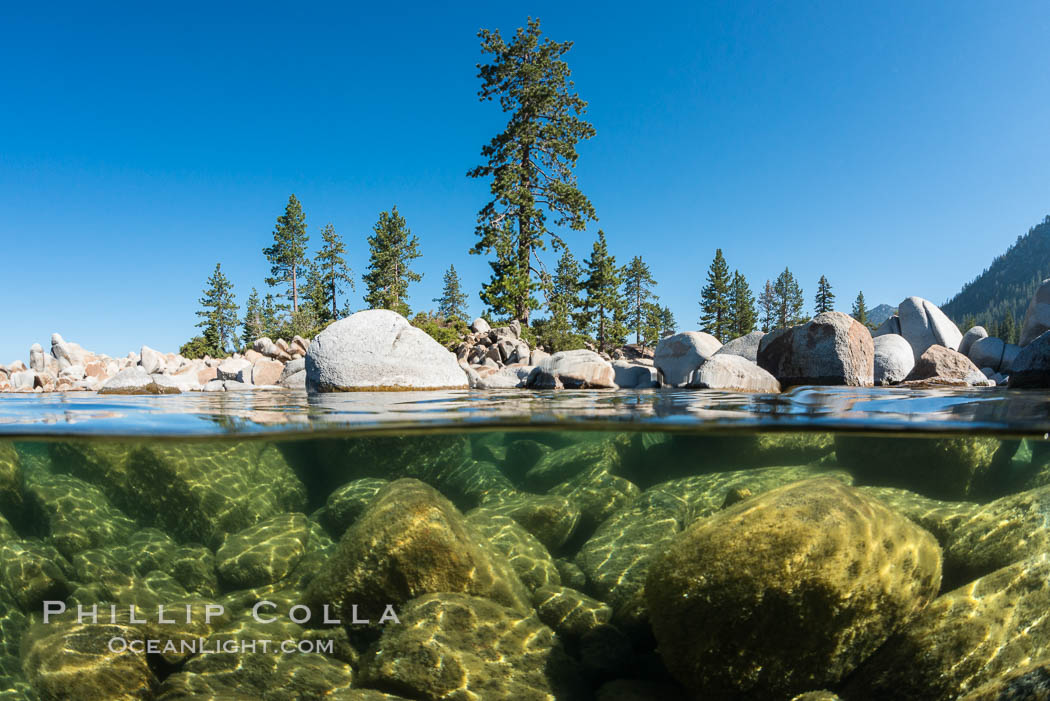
[686,353,780,392]
[898,296,962,360]
[757,312,874,387]
[654,332,722,387]
[306,310,468,391]
[958,326,988,357]
[714,331,765,363]
[1020,278,1050,346]
[873,333,914,385]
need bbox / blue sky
[2,1,1048,362]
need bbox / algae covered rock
[532,584,613,637]
[216,512,310,589]
[524,439,622,492]
[23,620,156,700]
[0,540,71,611]
[359,592,584,700]
[48,440,307,548]
[0,443,23,527]
[476,490,581,551]
[844,554,1050,700]
[857,485,978,545]
[24,471,137,559]
[465,508,560,591]
[549,464,641,533]
[317,477,388,536]
[943,484,1050,586]
[835,434,1004,500]
[305,479,530,621]
[645,478,942,698]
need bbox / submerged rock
[532,584,613,638]
[317,477,388,537]
[654,331,722,387]
[306,309,468,391]
[465,508,560,591]
[216,512,310,589]
[359,592,584,700]
[305,479,530,621]
[23,620,156,700]
[835,434,1004,500]
[843,554,1050,700]
[0,540,70,611]
[24,472,137,560]
[646,479,941,698]
[757,312,874,387]
[476,490,581,551]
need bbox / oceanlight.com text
[108,637,335,656]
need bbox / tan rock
[250,358,284,386]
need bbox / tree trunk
[519,145,531,326]
[292,264,298,314]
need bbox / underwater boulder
[316,477,389,537]
[843,553,1050,700]
[524,438,622,492]
[942,484,1050,587]
[757,312,874,387]
[23,619,157,700]
[835,434,1005,500]
[215,512,310,590]
[645,478,942,698]
[306,309,468,391]
[305,479,531,621]
[654,331,722,387]
[359,592,584,700]
[856,485,978,546]
[532,584,613,638]
[0,442,24,527]
[548,464,641,534]
[24,471,137,560]
[0,539,71,612]
[476,490,582,551]
[465,507,560,591]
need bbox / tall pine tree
[814,275,835,315]
[263,194,309,313]
[729,270,757,338]
[659,305,677,338]
[622,256,659,344]
[759,281,777,332]
[241,288,263,346]
[774,268,806,328]
[582,231,626,353]
[479,220,537,320]
[196,263,239,355]
[851,291,868,326]
[435,265,469,321]
[362,206,422,317]
[468,18,597,326]
[700,249,732,341]
[315,223,354,320]
[539,248,584,352]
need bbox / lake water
[2,387,1050,700]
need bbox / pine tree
[582,231,626,353]
[622,256,659,344]
[659,305,677,338]
[759,281,777,332]
[700,249,732,341]
[814,275,835,315]
[539,249,584,352]
[261,293,281,339]
[263,194,309,313]
[196,263,239,355]
[315,223,354,320]
[362,206,422,317]
[729,270,757,338]
[435,265,469,321]
[774,268,806,328]
[241,288,264,346]
[852,291,869,326]
[640,302,663,348]
[468,18,597,326]
[479,220,537,320]
[1000,311,1017,344]
[298,259,329,328]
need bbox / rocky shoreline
[7,281,1050,394]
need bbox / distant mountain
[867,304,896,326]
[943,215,1050,340]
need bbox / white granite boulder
[306,310,469,391]
[686,354,780,392]
[873,334,915,385]
[714,331,765,363]
[217,358,252,382]
[654,332,722,387]
[898,297,962,360]
[139,345,166,374]
[525,350,616,389]
[612,362,659,389]
[958,326,988,357]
